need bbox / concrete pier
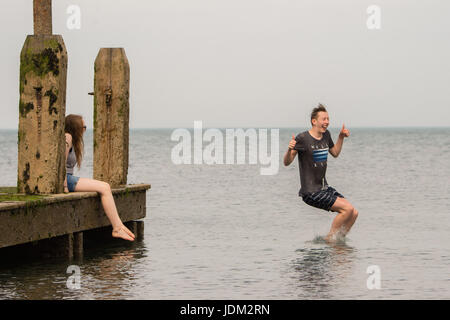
[0,184,150,257]
[5,1,151,260]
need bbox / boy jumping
[283,104,358,242]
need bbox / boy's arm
[329,136,344,158]
[329,124,349,158]
[284,149,297,166]
[284,134,298,166]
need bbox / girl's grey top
[66,147,77,174]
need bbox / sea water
[0,127,449,299]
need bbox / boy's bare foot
[325,232,346,245]
[324,234,334,244]
[112,225,135,241]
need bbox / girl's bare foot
[112,225,135,241]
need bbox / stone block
[17,35,67,194]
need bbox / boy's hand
[288,134,296,150]
[339,124,350,138]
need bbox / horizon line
[1,125,450,130]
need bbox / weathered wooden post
[93,48,130,188]
[92,49,146,240]
[17,0,67,194]
[73,232,83,258]
[136,220,145,240]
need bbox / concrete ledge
[0,184,150,249]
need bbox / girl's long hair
[64,114,84,169]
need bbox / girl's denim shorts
[66,173,80,192]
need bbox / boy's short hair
[311,103,327,125]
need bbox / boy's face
[312,111,329,133]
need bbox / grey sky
[1,0,449,129]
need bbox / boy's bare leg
[342,208,358,235]
[326,197,358,242]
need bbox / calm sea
[0,128,449,299]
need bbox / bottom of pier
[0,184,150,259]
[0,220,144,259]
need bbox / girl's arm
[63,133,72,193]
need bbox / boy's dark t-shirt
[294,130,335,196]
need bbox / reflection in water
[76,242,147,299]
[291,237,356,299]
[0,241,148,300]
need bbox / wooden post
[136,220,144,240]
[125,221,137,237]
[18,0,67,194]
[73,232,83,258]
[48,233,73,258]
[33,0,52,35]
[93,48,130,188]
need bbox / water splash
[305,235,349,247]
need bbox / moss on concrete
[0,185,45,202]
[21,46,60,78]
[43,38,63,52]
[19,45,60,95]
[0,187,18,194]
[0,194,45,203]
[17,130,26,144]
[19,101,34,117]
[0,186,51,207]
[45,88,58,115]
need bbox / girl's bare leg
[74,177,135,241]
